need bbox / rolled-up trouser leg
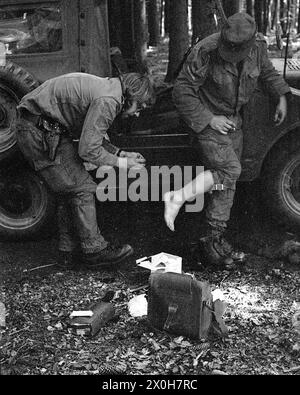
[196,127,243,229]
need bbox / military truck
[1,0,300,240]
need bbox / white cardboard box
[136,252,182,274]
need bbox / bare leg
[163,170,214,231]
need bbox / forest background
[108,0,300,84]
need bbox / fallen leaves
[1,264,300,375]
[1,193,300,375]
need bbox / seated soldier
[15,72,155,269]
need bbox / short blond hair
[123,73,155,106]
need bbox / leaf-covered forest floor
[1,39,300,376]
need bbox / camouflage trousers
[15,118,108,254]
[196,126,243,231]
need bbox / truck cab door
[0,0,80,81]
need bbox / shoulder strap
[173,36,202,80]
[163,303,178,331]
[211,300,228,337]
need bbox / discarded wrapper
[136,252,182,274]
[69,310,93,318]
[211,289,225,302]
[128,294,148,317]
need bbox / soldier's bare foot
[163,191,184,232]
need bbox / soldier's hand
[117,157,146,170]
[274,95,287,126]
[209,115,236,135]
[119,151,146,163]
[127,157,146,169]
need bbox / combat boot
[218,235,246,262]
[81,243,133,269]
[198,227,245,270]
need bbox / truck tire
[0,61,39,161]
[0,63,55,240]
[262,143,300,230]
[0,166,56,240]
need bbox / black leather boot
[218,235,246,262]
[198,226,245,270]
[81,243,133,268]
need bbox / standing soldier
[168,13,290,269]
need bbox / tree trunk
[112,0,134,60]
[133,0,148,68]
[254,0,264,32]
[191,0,202,44]
[280,0,287,35]
[263,0,271,34]
[160,0,164,36]
[290,0,296,32]
[192,0,218,45]
[222,0,241,17]
[165,0,189,83]
[164,0,170,34]
[107,0,123,48]
[148,0,160,46]
[246,0,253,16]
[298,0,300,33]
[271,0,279,29]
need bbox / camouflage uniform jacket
[172,32,291,133]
